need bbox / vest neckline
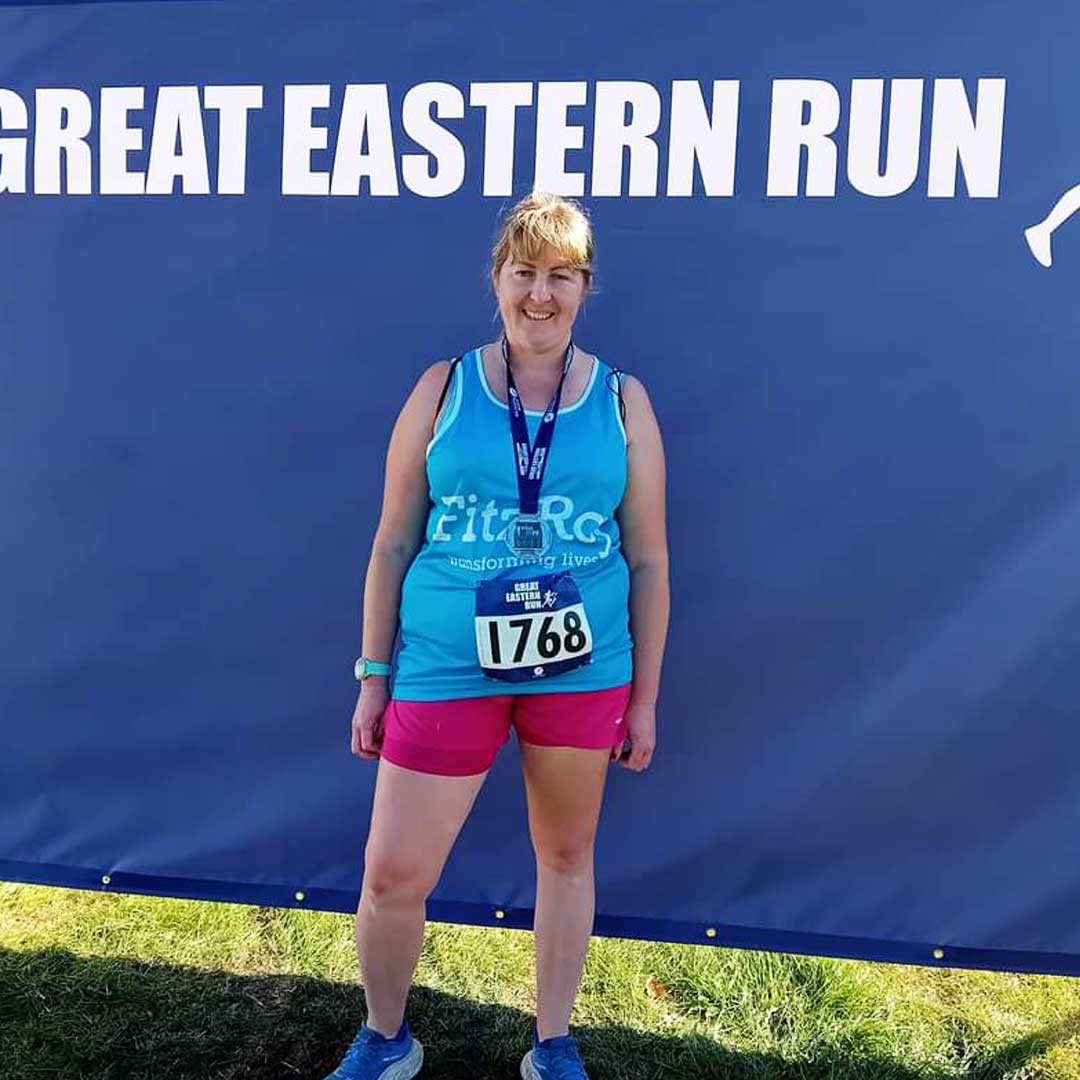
[474,348,599,416]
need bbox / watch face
[355,658,388,680]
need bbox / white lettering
[534,81,587,196]
[667,80,739,197]
[927,78,1005,198]
[204,85,263,195]
[146,86,210,195]
[591,81,661,197]
[540,494,575,540]
[432,494,465,541]
[766,79,840,197]
[0,89,28,194]
[469,82,532,196]
[573,511,611,557]
[282,84,330,195]
[462,501,478,542]
[431,492,613,556]
[402,82,464,197]
[34,88,92,195]
[331,84,399,197]
[99,87,145,195]
[480,499,500,542]
[847,79,923,197]
[0,78,1011,201]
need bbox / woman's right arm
[352,360,453,759]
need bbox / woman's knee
[532,832,596,876]
[361,848,438,904]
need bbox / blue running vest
[392,347,634,700]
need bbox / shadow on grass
[0,944,1070,1080]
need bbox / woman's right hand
[351,679,390,759]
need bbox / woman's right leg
[356,757,489,1037]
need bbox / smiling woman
[327,190,670,1080]
[488,193,595,377]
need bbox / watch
[354,657,392,682]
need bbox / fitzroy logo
[0,77,1069,265]
[432,493,614,560]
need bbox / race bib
[474,570,594,682]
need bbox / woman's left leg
[519,741,612,1041]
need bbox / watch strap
[354,657,392,681]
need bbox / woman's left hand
[611,702,656,772]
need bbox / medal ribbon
[502,334,574,516]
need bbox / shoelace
[341,1026,399,1068]
[538,1036,588,1079]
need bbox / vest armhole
[606,365,628,446]
[426,356,464,458]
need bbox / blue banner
[2,0,1080,976]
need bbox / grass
[3,882,1080,1079]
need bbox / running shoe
[323,1019,424,1080]
[520,1027,591,1080]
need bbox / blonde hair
[491,191,595,291]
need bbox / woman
[327,191,669,1080]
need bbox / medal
[506,512,551,558]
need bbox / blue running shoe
[323,1019,424,1080]
[520,1027,591,1080]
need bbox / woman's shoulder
[592,357,651,401]
[416,349,473,394]
[591,358,658,446]
[591,353,639,381]
[394,355,466,429]
[405,360,452,414]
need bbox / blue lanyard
[502,335,574,516]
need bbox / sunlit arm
[360,362,451,675]
[616,375,670,707]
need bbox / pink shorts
[381,683,632,777]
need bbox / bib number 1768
[475,603,593,673]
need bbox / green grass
[3,883,1080,1079]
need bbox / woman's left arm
[614,374,669,772]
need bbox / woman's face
[494,248,589,355]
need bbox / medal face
[507,513,551,557]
